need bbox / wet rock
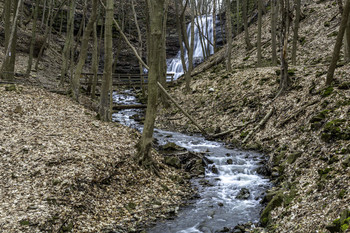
[211,165,219,174]
[218,227,230,232]
[227,159,233,164]
[236,188,250,200]
[160,142,186,151]
[164,156,181,169]
[256,166,271,176]
[203,156,214,165]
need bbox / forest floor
[156,1,350,232]
[1,0,350,232]
[0,84,194,232]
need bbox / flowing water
[112,91,271,233]
[111,13,270,233]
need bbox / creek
[112,90,271,233]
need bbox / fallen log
[112,104,147,110]
[242,108,274,144]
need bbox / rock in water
[236,188,251,200]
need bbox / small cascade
[167,15,215,80]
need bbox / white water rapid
[167,15,215,80]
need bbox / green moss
[287,152,302,164]
[240,131,248,138]
[318,167,332,177]
[287,69,297,76]
[322,119,349,142]
[321,86,334,97]
[20,220,30,226]
[341,224,349,231]
[126,202,136,212]
[243,56,250,61]
[260,191,283,227]
[324,21,331,27]
[338,189,346,199]
[61,222,73,232]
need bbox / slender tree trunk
[213,0,217,52]
[257,0,262,67]
[271,0,277,66]
[99,0,113,121]
[159,0,170,105]
[185,0,195,92]
[131,0,145,97]
[25,0,40,79]
[237,0,240,35]
[175,0,188,76]
[344,14,350,62]
[60,0,76,85]
[277,0,291,97]
[292,0,301,65]
[0,0,22,80]
[136,0,167,172]
[243,0,253,50]
[72,0,98,102]
[91,20,98,99]
[226,0,232,71]
[326,0,350,86]
[41,0,47,28]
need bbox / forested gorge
[0,0,350,232]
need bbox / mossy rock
[310,110,330,123]
[287,152,302,164]
[164,156,181,169]
[326,210,350,232]
[5,84,19,92]
[160,142,185,151]
[260,191,283,227]
[322,119,349,142]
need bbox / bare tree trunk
[159,0,171,105]
[25,0,40,79]
[243,0,253,50]
[131,0,145,97]
[186,0,195,92]
[326,0,350,86]
[213,0,217,52]
[136,0,167,172]
[271,0,277,66]
[60,0,76,85]
[226,0,232,71]
[99,0,113,121]
[72,0,98,102]
[237,0,240,35]
[344,14,350,62]
[257,0,262,67]
[91,20,98,99]
[0,0,22,80]
[292,0,301,65]
[276,0,291,97]
[175,0,188,76]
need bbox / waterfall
[167,15,215,80]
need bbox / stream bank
[112,90,271,233]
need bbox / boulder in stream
[236,188,251,200]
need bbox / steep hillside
[156,1,350,232]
